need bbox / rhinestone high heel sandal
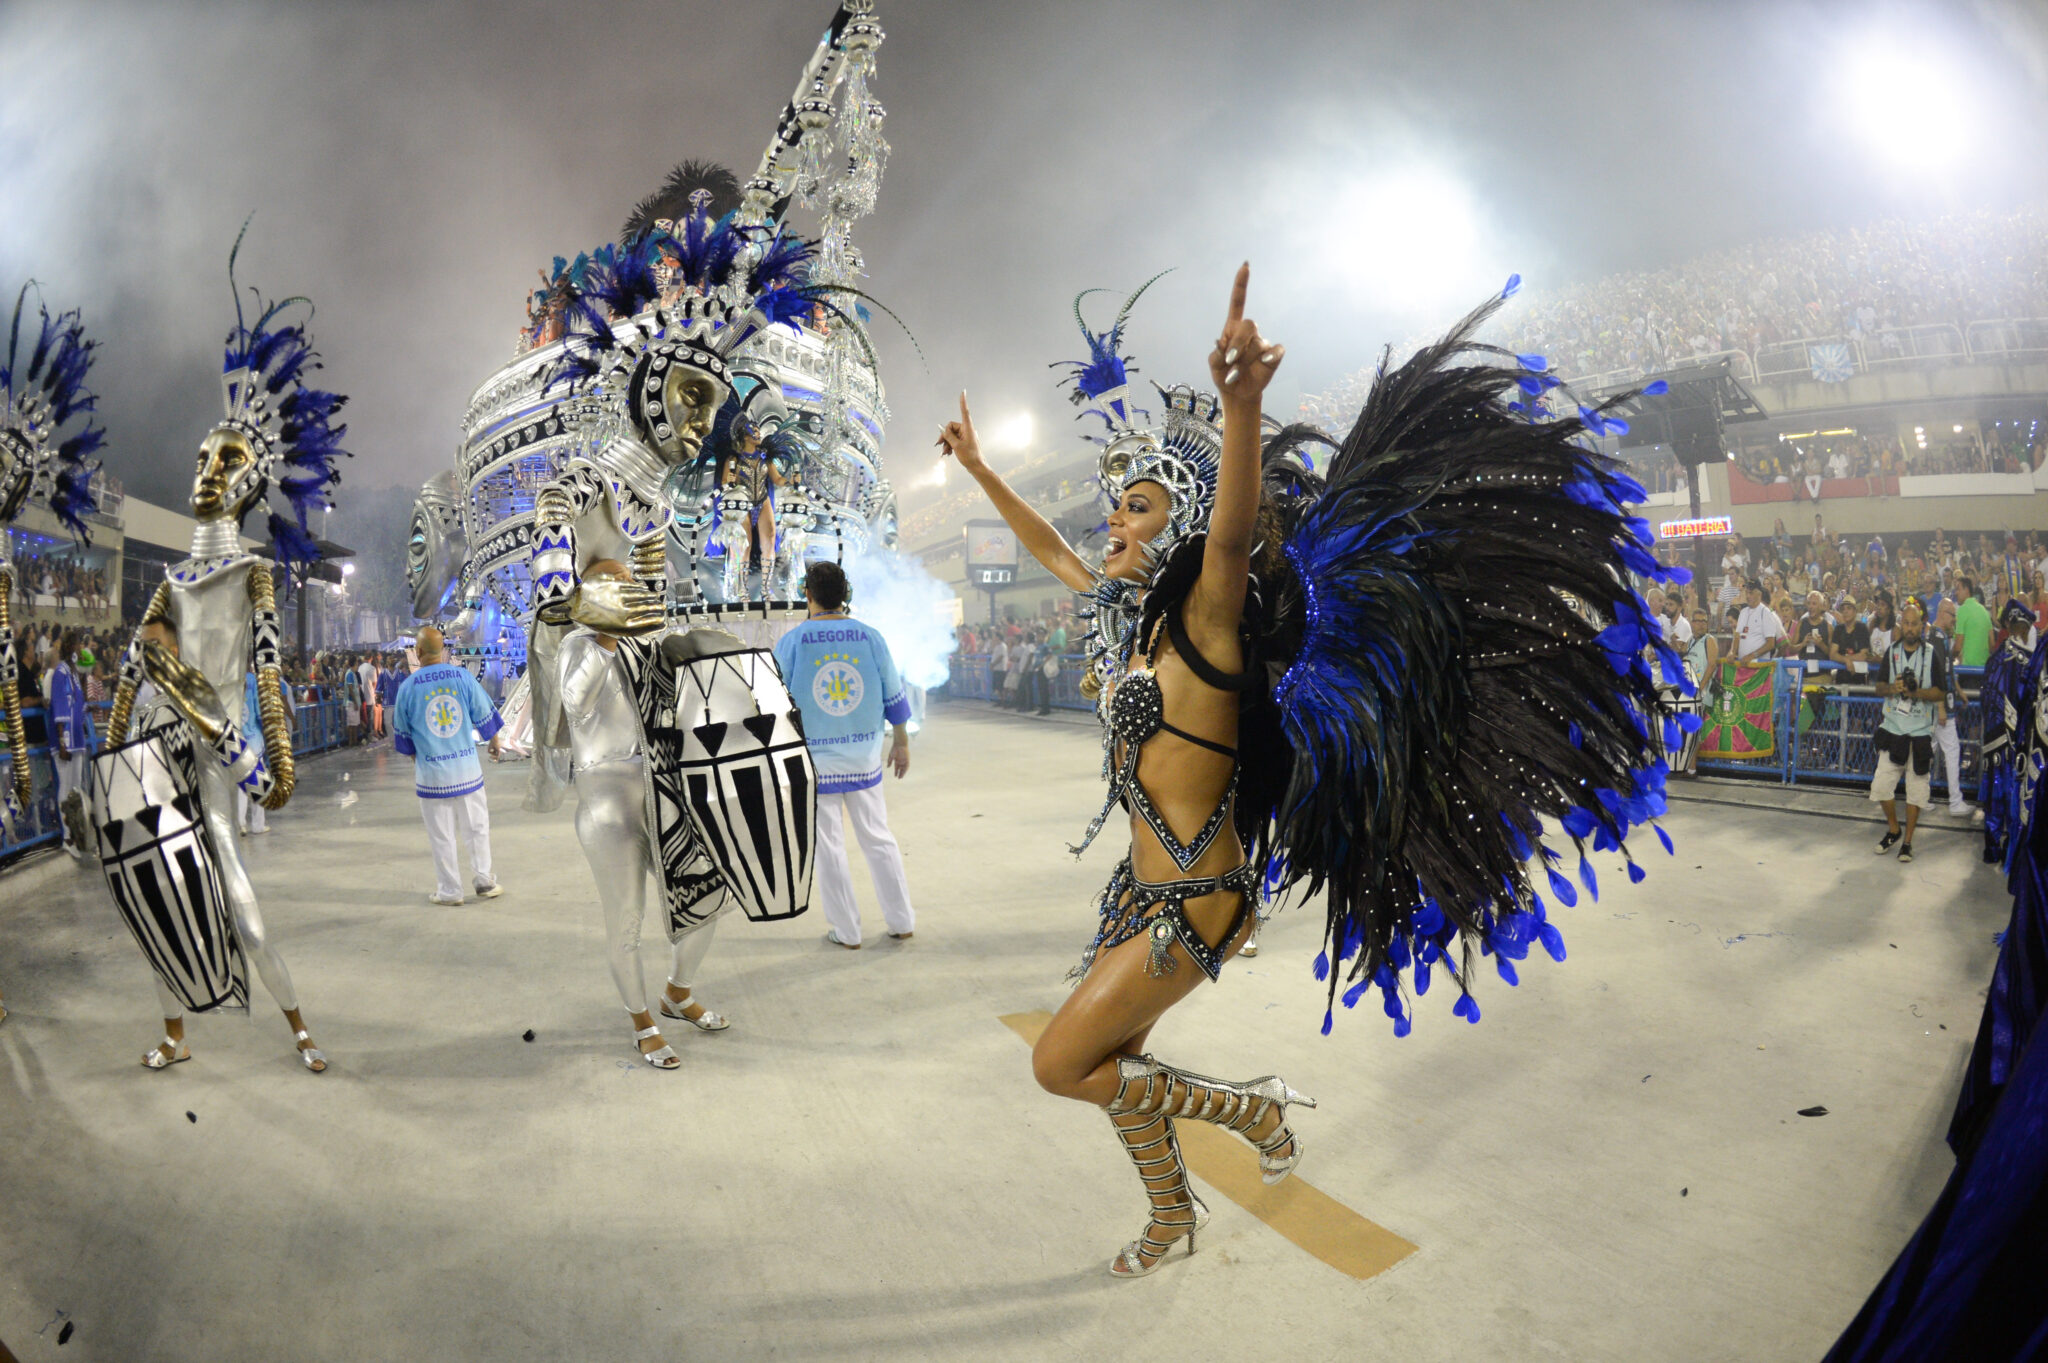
[142,1035,190,1070]
[632,1022,681,1068]
[1107,1055,1317,1186]
[1105,1109,1211,1279]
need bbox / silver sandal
[142,1035,190,1070]
[632,1022,681,1068]
[659,990,730,1032]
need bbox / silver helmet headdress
[1,284,103,537]
[207,221,351,565]
[1053,272,1223,566]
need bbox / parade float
[410,0,900,693]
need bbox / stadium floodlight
[1329,166,1489,314]
[1838,31,1980,174]
[991,411,1035,453]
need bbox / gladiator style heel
[1108,1054,1316,1186]
[1104,1109,1211,1278]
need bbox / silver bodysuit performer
[102,240,347,1072]
[559,620,727,1067]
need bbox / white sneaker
[473,881,503,900]
[428,892,465,906]
[1949,805,1972,818]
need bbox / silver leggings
[156,762,300,1019]
[574,758,719,1015]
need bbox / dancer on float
[558,558,730,1068]
[940,263,1689,1277]
[101,227,347,1072]
[1,285,105,1024]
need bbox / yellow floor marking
[999,1010,1419,1281]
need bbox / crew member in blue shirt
[47,629,96,858]
[773,561,917,948]
[393,626,505,905]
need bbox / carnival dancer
[939,264,1687,1277]
[392,625,504,906]
[710,416,787,600]
[100,228,346,1073]
[2,285,105,1022]
[560,560,730,1068]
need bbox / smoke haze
[4,0,2044,519]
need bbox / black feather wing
[1260,289,1691,1035]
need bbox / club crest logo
[426,692,464,738]
[812,658,864,717]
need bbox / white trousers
[419,789,495,898]
[815,783,914,945]
[1934,718,1965,810]
[52,749,86,812]
[238,788,267,833]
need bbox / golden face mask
[655,364,723,463]
[192,426,261,522]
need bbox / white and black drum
[90,719,248,1012]
[660,635,817,922]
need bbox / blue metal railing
[948,650,1987,798]
[0,704,63,857]
[1687,658,1983,795]
[2,688,353,864]
[941,653,1094,711]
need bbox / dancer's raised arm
[1190,262,1283,643]
[937,391,1095,593]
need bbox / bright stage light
[990,411,1035,452]
[1837,32,1979,174]
[1327,168,1486,315]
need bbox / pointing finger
[1226,262,1249,326]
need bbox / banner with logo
[1699,660,1778,760]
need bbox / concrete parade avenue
[0,700,2010,1362]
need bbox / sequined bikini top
[1071,605,1253,873]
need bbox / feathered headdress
[547,194,892,446]
[620,159,743,245]
[214,220,350,565]
[1053,272,1222,559]
[1,284,104,537]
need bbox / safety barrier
[941,653,1094,712]
[0,704,64,858]
[2,689,353,865]
[949,651,1987,800]
[1696,659,1983,798]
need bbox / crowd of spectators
[2,624,420,765]
[1726,426,2043,485]
[1656,522,2048,683]
[1505,209,2048,381]
[954,619,1070,714]
[8,552,112,615]
[1301,208,2048,427]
